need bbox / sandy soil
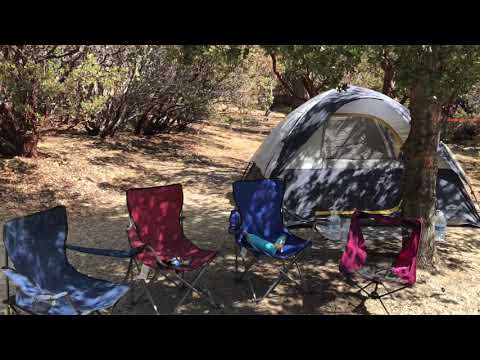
[1,109,479,315]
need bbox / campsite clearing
[1,109,480,315]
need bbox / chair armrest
[66,244,138,259]
[1,267,68,300]
[144,245,172,267]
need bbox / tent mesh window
[321,115,400,160]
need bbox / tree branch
[270,52,306,101]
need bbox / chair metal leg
[378,296,390,315]
[162,271,183,289]
[236,256,262,302]
[171,266,219,312]
[4,245,11,315]
[175,268,206,311]
[123,258,134,282]
[139,279,159,315]
[256,250,308,302]
[346,275,409,315]
[352,280,375,297]
[380,282,391,297]
[133,258,141,272]
[3,297,14,315]
[178,271,186,290]
[351,280,391,315]
[295,261,310,293]
[378,284,408,299]
[174,266,214,312]
[130,267,160,314]
[249,280,258,302]
[134,262,218,314]
[259,272,285,302]
[233,246,311,304]
[235,256,258,283]
[282,268,309,294]
[235,244,239,274]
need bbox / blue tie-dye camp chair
[229,179,313,302]
[1,206,130,315]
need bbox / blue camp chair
[1,206,130,315]
[229,179,313,302]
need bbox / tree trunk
[134,113,148,135]
[20,133,39,158]
[0,104,39,158]
[382,64,396,98]
[380,48,397,99]
[0,129,39,158]
[135,105,156,135]
[270,52,308,105]
[401,84,441,269]
[300,76,315,100]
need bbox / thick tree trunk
[382,64,396,98]
[0,104,39,158]
[300,76,316,100]
[134,113,149,135]
[0,129,39,158]
[401,84,441,269]
[20,133,39,158]
[270,52,308,106]
[380,49,396,98]
[135,105,156,135]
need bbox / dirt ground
[1,109,480,315]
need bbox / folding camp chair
[339,210,422,314]
[1,206,130,315]
[229,179,313,303]
[62,184,218,314]
[124,184,219,314]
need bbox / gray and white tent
[245,86,480,227]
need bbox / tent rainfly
[244,86,480,227]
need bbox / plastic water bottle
[434,210,447,242]
[328,210,342,241]
[341,217,351,240]
[170,257,182,267]
[274,234,287,253]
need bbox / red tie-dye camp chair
[125,184,219,314]
[339,210,422,314]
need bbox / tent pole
[241,161,253,180]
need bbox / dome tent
[245,86,480,227]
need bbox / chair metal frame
[133,244,218,314]
[233,239,312,303]
[339,214,420,315]
[344,267,409,315]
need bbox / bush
[443,119,480,143]
[0,46,69,157]
[226,48,275,114]
[77,46,250,137]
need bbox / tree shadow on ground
[90,155,245,196]
[2,128,479,314]
[436,228,479,272]
[1,191,458,315]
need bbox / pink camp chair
[339,210,422,314]
[126,184,219,314]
